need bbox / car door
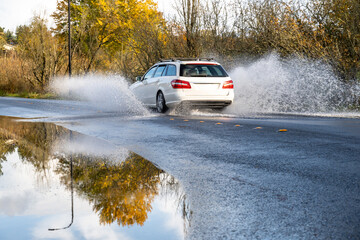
[144,65,167,105]
[160,64,177,103]
[132,66,157,104]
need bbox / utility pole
[48,131,74,231]
[68,0,72,77]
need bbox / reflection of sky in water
[0,117,187,240]
[0,149,184,240]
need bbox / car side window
[153,65,166,78]
[143,66,157,80]
[165,65,176,76]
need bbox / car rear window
[180,64,228,77]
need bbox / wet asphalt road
[1,97,360,239]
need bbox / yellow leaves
[89,0,162,46]
[67,152,163,227]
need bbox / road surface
[0,97,359,239]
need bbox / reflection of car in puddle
[0,116,191,239]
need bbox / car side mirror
[136,76,142,82]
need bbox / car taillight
[222,80,234,89]
[171,80,191,89]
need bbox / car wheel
[156,91,167,113]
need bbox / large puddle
[0,116,190,239]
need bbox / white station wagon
[130,58,234,113]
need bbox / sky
[0,0,175,33]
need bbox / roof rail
[159,58,176,62]
[159,58,214,62]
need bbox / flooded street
[1,0,360,238]
[0,97,360,239]
[0,117,189,239]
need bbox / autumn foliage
[0,0,359,96]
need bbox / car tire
[156,91,168,113]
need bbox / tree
[310,0,360,80]
[52,0,164,75]
[121,11,170,78]
[17,16,64,91]
[4,30,16,44]
[0,28,5,51]
[175,0,201,57]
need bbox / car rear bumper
[179,100,232,108]
[166,95,233,109]
[164,89,234,109]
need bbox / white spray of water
[51,74,150,116]
[227,54,360,116]
[52,133,130,163]
[50,59,359,118]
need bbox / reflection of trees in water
[0,116,69,176]
[56,152,164,226]
[159,174,192,234]
[0,116,191,230]
[0,137,15,175]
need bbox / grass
[0,91,58,99]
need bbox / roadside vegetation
[0,0,359,106]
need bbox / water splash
[51,74,150,116]
[227,54,360,116]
